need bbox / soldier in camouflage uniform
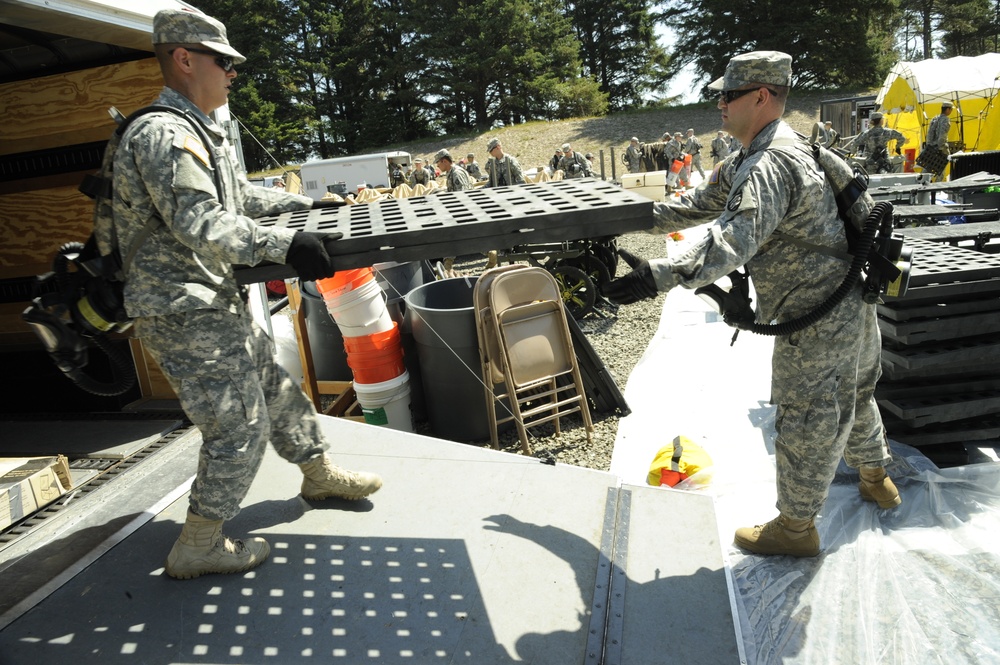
[464,153,483,180]
[923,101,954,180]
[101,9,382,580]
[710,130,730,166]
[603,51,900,557]
[433,148,472,275]
[484,138,526,187]
[855,112,906,174]
[685,128,706,178]
[558,142,595,179]
[625,137,642,173]
[433,148,472,192]
[408,157,433,187]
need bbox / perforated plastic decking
[236,179,654,284]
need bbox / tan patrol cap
[708,50,792,91]
[153,9,247,64]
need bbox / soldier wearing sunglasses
[604,51,900,558]
[107,9,383,580]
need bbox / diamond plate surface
[237,179,654,284]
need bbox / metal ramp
[0,417,740,664]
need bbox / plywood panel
[0,184,92,271]
[0,58,162,156]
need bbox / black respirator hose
[739,200,892,337]
[67,333,137,397]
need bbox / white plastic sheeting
[610,230,1000,664]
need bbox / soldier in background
[625,137,642,173]
[922,100,954,181]
[408,157,433,187]
[485,137,526,187]
[823,121,839,148]
[710,130,729,166]
[558,142,594,179]
[464,152,483,180]
[434,148,471,192]
[433,148,471,277]
[685,128,705,179]
[855,111,906,174]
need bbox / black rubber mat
[237,179,654,283]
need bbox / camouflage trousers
[135,308,325,520]
[770,291,890,521]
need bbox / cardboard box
[1,457,70,530]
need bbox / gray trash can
[405,277,489,442]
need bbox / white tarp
[611,223,1000,665]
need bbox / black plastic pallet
[880,334,1000,379]
[881,411,1000,446]
[877,296,1000,322]
[876,378,1000,427]
[878,309,1000,345]
[237,180,654,284]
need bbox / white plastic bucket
[324,278,394,337]
[353,370,413,432]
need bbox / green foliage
[661,0,901,96]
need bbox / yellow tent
[877,54,1000,171]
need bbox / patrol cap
[433,149,452,163]
[467,153,475,159]
[487,138,501,151]
[942,100,954,109]
[561,143,571,152]
[870,111,883,121]
[708,50,792,91]
[153,9,247,64]
[414,157,424,163]
[630,136,638,142]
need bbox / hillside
[390,89,874,176]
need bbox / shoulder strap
[82,104,224,277]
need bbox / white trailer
[299,151,412,200]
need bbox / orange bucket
[315,267,375,300]
[343,323,405,384]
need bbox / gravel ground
[420,230,670,471]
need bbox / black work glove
[286,231,343,281]
[602,249,659,305]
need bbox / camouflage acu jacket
[103,87,311,318]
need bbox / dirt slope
[392,89,872,176]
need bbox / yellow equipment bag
[647,435,713,487]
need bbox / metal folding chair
[474,266,593,454]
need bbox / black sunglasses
[170,47,235,72]
[720,87,777,104]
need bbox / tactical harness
[693,141,912,345]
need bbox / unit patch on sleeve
[182,135,211,168]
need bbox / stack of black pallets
[876,224,1000,446]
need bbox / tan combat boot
[300,454,382,501]
[165,510,270,580]
[734,515,820,557]
[859,466,902,509]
